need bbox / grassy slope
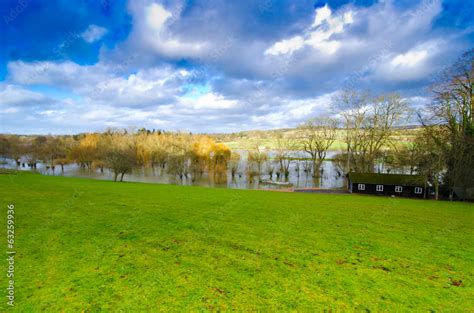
[0,172,473,311]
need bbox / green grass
[0,171,473,311]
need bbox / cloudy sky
[0,0,473,134]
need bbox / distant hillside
[210,126,423,150]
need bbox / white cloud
[391,50,428,68]
[312,5,332,28]
[146,3,172,31]
[264,36,305,56]
[0,84,48,106]
[7,61,108,87]
[6,61,185,110]
[187,92,239,110]
[249,92,336,128]
[265,4,354,56]
[81,25,108,43]
[373,41,441,82]
[126,1,208,59]
[0,84,59,132]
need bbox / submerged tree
[41,136,70,172]
[229,152,241,179]
[274,134,298,179]
[103,134,138,182]
[6,136,25,166]
[69,133,102,170]
[299,117,338,177]
[248,145,268,176]
[210,143,231,176]
[167,134,192,179]
[0,136,10,163]
[25,136,48,168]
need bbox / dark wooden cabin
[348,173,427,199]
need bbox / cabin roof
[348,172,426,186]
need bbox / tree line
[0,131,233,182]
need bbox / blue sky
[0,0,473,134]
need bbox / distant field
[0,171,472,310]
[214,127,421,150]
[224,138,348,151]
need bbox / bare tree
[424,49,473,193]
[42,136,68,172]
[333,90,369,173]
[6,136,25,167]
[248,145,268,176]
[265,162,275,179]
[390,142,422,175]
[334,90,409,173]
[103,134,138,182]
[167,134,192,179]
[53,136,75,172]
[0,136,10,162]
[274,134,298,179]
[69,133,102,170]
[229,152,241,179]
[25,136,47,169]
[360,93,409,172]
[298,117,338,177]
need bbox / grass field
[0,171,473,310]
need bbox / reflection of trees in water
[10,140,346,188]
[212,171,228,185]
[3,149,347,189]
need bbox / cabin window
[376,185,384,192]
[395,186,403,193]
[414,187,422,194]
[358,184,365,191]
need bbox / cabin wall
[350,183,425,198]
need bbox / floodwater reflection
[1,150,346,190]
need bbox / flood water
[1,150,347,190]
